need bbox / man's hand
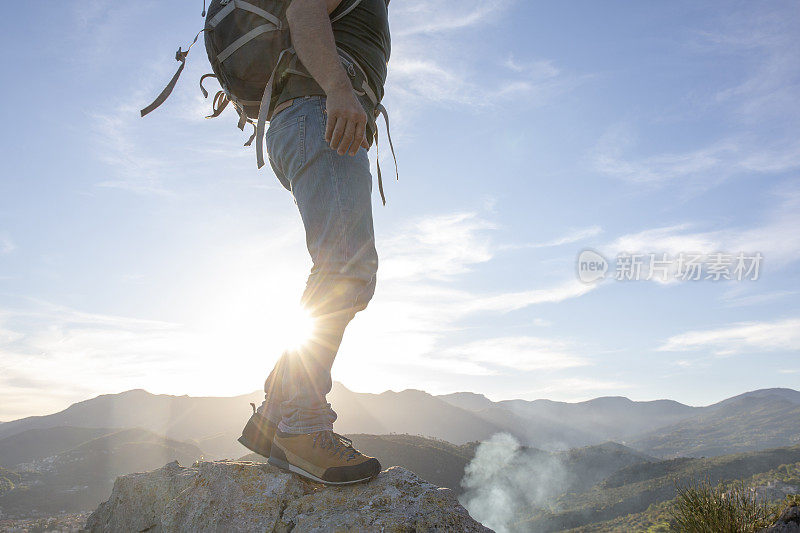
[325,87,370,156]
[286,0,369,156]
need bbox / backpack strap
[338,50,397,205]
[373,104,397,206]
[216,24,281,64]
[140,29,205,117]
[199,73,217,98]
[244,121,257,146]
[208,0,282,29]
[205,90,230,119]
[330,0,363,23]
[255,47,296,168]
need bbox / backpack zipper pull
[201,0,206,17]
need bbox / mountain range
[1,385,798,460]
[0,385,798,528]
[0,427,201,518]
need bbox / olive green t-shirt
[277,0,390,143]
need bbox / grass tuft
[668,480,780,532]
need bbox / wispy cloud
[380,212,495,281]
[438,336,587,372]
[392,0,511,38]
[658,317,800,356]
[91,107,175,195]
[338,210,596,385]
[0,303,193,420]
[701,5,800,121]
[502,226,603,251]
[593,5,800,189]
[466,281,595,314]
[593,126,800,186]
[388,51,580,109]
[0,233,14,254]
[720,287,799,308]
[387,0,583,119]
[89,91,266,195]
[600,182,800,270]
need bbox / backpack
[140,0,396,204]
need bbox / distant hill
[0,428,202,518]
[0,427,117,468]
[0,389,263,459]
[328,384,515,445]
[0,385,509,459]
[565,461,800,532]
[520,444,800,532]
[2,385,798,461]
[714,388,800,407]
[438,388,800,458]
[479,395,697,443]
[464,404,600,449]
[554,442,656,493]
[630,394,800,457]
[438,392,495,412]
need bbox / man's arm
[286,0,369,156]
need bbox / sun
[274,305,316,352]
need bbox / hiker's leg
[257,351,289,424]
[256,129,294,425]
[265,96,377,434]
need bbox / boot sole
[267,456,378,486]
[238,434,271,458]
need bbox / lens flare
[275,306,315,351]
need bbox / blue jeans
[257,96,378,434]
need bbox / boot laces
[311,430,359,461]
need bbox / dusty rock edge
[83,460,492,532]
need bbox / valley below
[1,385,798,532]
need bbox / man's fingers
[350,121,366,156]
[360,136,369,150]
[329,115,346,150]
[324,94,368,155]
[337,120,357,155]
[324,113,336,144]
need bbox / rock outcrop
[762,504,800,533]
[85,460,492,532]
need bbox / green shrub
[668,480,779,533]
[0,476,14,495]
[782,493,800,507]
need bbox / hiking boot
[237,404,277,458]
[269,430,381,485]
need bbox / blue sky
[1,0,799,420]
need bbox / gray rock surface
[85,460,492,532]
[762,504,800,533]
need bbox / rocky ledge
[761,504,800,533]
[85,460,492,532]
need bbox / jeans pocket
[266,115,306,179]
